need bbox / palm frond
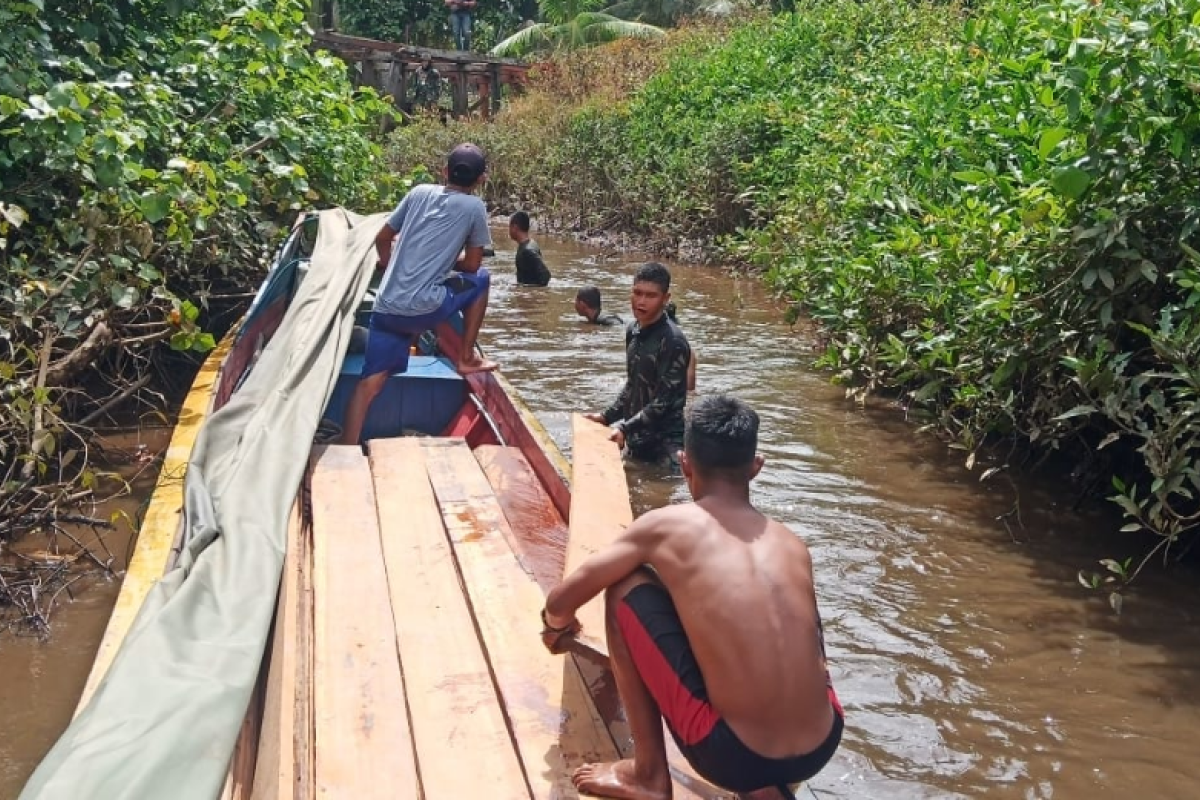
[490,23,555,57]
[573,13,666,41]
[537,0,606,25]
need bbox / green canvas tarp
[21,208,387,800]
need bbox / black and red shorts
[617,583,843,794]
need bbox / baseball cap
[447,143,487,186]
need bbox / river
[2,229,1197,799]
[483,230,1200,799]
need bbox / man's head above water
[575,285,603,319]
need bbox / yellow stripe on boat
[74,332,234,715]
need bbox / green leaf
[0,96,26,117]
[45,82,75,110]
[1053,404,1095,421]
[139,192,171,223]
[64,121,85,144]
[1038,127,1070,160]
[110,284,138,309]
[951,170,989,184]
[1051,167,1091,200]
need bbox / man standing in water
[575,286,624,326]
[585,262,690,468]
[509,210,551,286]
[542,395,844,799]
[339,143,496,446]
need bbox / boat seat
[322,354,465,439]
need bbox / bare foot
[457,356,498,375]
[571,759,671,800]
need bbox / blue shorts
[362,269,489,377]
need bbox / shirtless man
[542,395,843,799]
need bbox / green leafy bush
[433,0,1200,576]
[1,0,394,538]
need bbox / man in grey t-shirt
[340,142,497,445]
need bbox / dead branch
[78,373,154,427]
[116,328,173,348]
[31,245,95,319]
[20,329,54,480]
[45,320,111,387]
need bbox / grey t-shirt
[374,184,492,316]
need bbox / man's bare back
[544,395,841,799]
[637,498,835,759]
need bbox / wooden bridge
[312,30,531,119]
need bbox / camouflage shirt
[589,312,624,327]
[602,313,691,461]
[413,68,442,107]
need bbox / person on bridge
[446,0,476,50]
[339,143,497,446]
[509,211,551,286]
[584,262,691,470]
[541,394,845,800]
[574,286,624,326]
[412,57,443,111]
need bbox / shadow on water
[486,227,1200,800]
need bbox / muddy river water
[2,230,1198,799]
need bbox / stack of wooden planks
[239,436,737,799]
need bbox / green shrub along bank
[0,0,394,579]
[398,0,1199,586]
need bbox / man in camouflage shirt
[412,58,442,111]
[586,262,691,468]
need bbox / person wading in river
[542,395,844,799]
[584,262,690,469]
[509,210,551,286]
[575,285,624,326]
[665,301,697,392]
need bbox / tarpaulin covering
[22,208,387,800]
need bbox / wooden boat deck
[247,437,736,800]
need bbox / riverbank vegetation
[0,0,393,630]
[390,0,1200,588]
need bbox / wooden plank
[464,367,571,519]
[564,414,634,658]
[570,652,717,800]
[294,480,316,800]
[250,499,310,800]
[474,444,569,593]
[421,439,621,798]
[75,332,232,714]
[310,446,418,799]
[219,677,263,800]
[367,437,531,800]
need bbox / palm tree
[490,0,664,57]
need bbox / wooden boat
[65,212,812,800]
